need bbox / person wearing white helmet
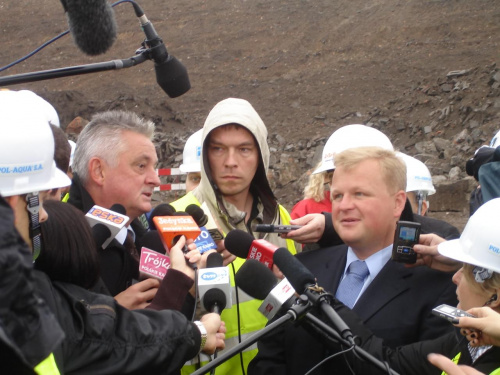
[256,198,500,375]
[0,89,69,374]
[312,123,394,175]
[250,147,458,375]
[397,152,436,216]
[179,129,203,192]
[0,91,72,257]
[286,125,460,245]
[0,90,225,374]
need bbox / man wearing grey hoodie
[171,97,297,375]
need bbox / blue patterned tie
[335,260,370,309]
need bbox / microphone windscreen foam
[110,203,126,215]
[148,203,176,227]
[224,229,254,259]
[206,252,223,268]
[202,288,227,312]
[273,248,316,292]
[185,204,208,226]
[235,259,276,300]
[137,230,166,255]
[63,0,117,56]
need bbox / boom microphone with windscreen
[60,0,117,56]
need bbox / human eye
[332,193,343,201]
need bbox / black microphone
[136,230,166,255]
[88,203,128,249]
[199,253,230,315]
[131,2,190,98]
[225,229,277,269]
[60,0,117,56]
[147,203,177,228]
[186,203,224,242]
[273,247,355,344]
[185,204,208,227]
[235,259,277,300]
[235,259,298,321]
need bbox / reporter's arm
[114,278,160,310]
[409,234,462,272]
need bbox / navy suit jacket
[248,244,458,375]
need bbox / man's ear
[421,200,429,216]
[88,157,105,186]
[394,190,407,217]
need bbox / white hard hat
[179,129,203,173]
[438,197,500,274]
[397,152,436,195]
[490,130,500,149]
[313,124,394,174]
[68,140,76,168]
[0,90,71,197]
[15,90,60,127]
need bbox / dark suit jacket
[248,245,458,375]
[68,173,148,296]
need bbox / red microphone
[224,229,278,270]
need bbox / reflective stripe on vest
[34,353,60,375]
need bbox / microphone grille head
[235,259,276,300]
[110,203,126,215]
[136,230,166,255]
[206,252,223,268]
[224,229,255,259]
[273,248,315,292]
[64,0,117,56]
[202,288,227,311]
[155,55,191,98]
[185,204,207,226]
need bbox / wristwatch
[194,321,207,352]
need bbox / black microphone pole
[0,53,148,86]
[190,300,311,375]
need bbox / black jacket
[1,195,202,374]
[34,271,201,374]
[68,173,147,296]
[249,245,458,375]
[0,196,64,374]
[333,301,500,375]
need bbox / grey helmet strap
[26,192,42,261]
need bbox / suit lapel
[298,245,348,295]
[353,260,413,321]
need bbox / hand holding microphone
[169,235,200,280]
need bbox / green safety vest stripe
[34,353,60,375]
[441,352,500,375]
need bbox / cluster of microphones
[85,202,390,374]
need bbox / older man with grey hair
[69,110,162,308]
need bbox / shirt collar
[344,244,393,280]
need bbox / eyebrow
[208,140,255,147]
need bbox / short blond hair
[463,263,500,295]
[333,147,406,194]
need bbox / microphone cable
[304,345,356,375]
[1,0,129,73]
